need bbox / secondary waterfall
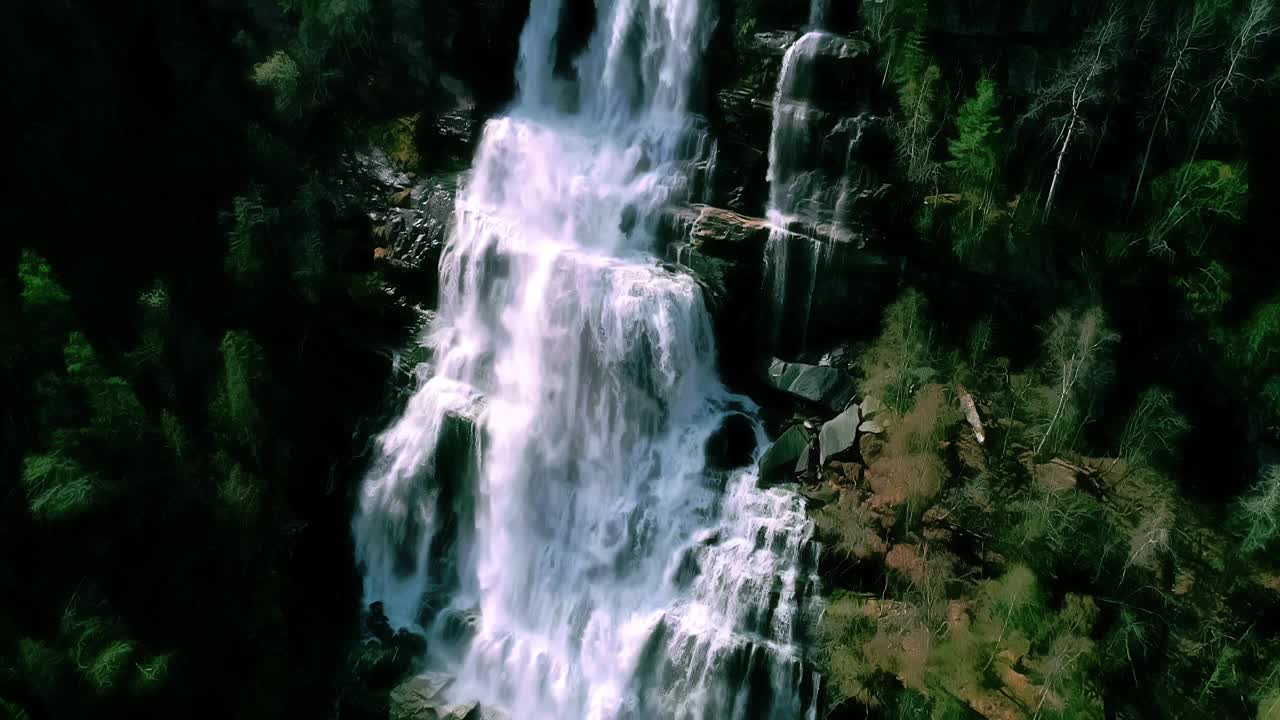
[762,30,826,356]
[353,1,822,718]
[763,1,870,354]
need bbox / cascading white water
[354,1,821,718]
[808,0,828,29]
[762,31,828,355]
[762,1,864,354]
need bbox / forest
[2,0,1279,719]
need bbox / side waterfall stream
[353,1,823,718]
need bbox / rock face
[389,673,509,720]
[765,358,856,412]
[667,204,773,248]
[357,150,466,307]
[661,204,775,361]
[927,0,1094,97]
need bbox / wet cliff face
[373,0,1113,381]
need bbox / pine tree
[946,73,1005,257]
[1238,465,1280,553]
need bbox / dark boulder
[706,412,759,471]
[759,423,813,486]
[764,358,856,413]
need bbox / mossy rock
[371,114,422,172]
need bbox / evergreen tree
[946,73,1005,258]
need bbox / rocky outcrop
[390,673,509,720]
[662,205,765,306]
[713,27,884,217]
[661,204,777,361]
[666,204,774,249]
[355,148,466,307]
[339,603,428,720]
[764,358,856,413]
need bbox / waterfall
[808,0,829,31]
[353,1,821,718]
[762,32,827,355]
[762,11,869,354]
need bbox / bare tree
[1032,307,1119,459]
[897,63,944,188]
[1130,0,1223,211]
[1121,500,1173,585]
[1026,5,1127,218]
[1118,387,1190,465]
[861,0,928,88]
[1031,634,1096,720]
[1187,0,1278,165]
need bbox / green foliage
[252,51,304,120]
[21,454,98,521]
[1263,376,1280,436]
[132,653,172,694]
[212,330,266,451]
[226,189,276,286]
[282,0,372,46]
[945,73,1005,257]
[895,57,943,188]
[1200,644,1243,702]
[217,456,264,521]
[1146,160,1249,258]
[860,289,935,412]
[1237,465,1280,553]
[1008,481,1110,574]
[159,410,189,463]
[1029,307,1118,459]
[978,564,1043,637]
[2,0,412,716]
[65,333,147,441]
[877,0,943,190]
[734,0,757,44]
[1263,695,1280,720]
[1260,669,1280,720]
[1177,260,1233,318]
[1245,298,1280,366]
[1099,607,1152,680]
[86,640,135,694]
[819,592,882,709]
[862,0,929,80]
[18,250,70,310]
[17,638,63,700]
[1118,387,1189,467]
[18,251,73,359]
